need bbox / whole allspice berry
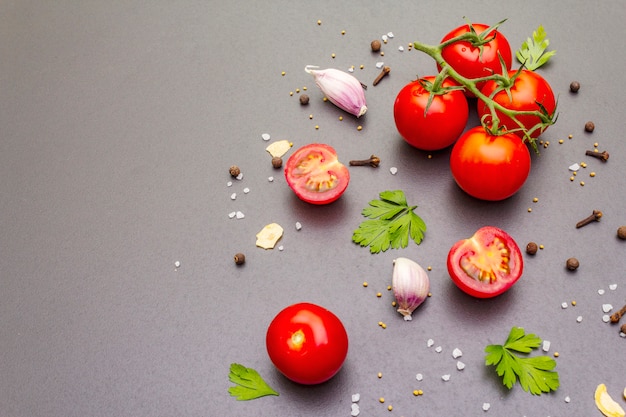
[371,39,382,52]
[234,253,246,265]
[566,257,580,271]
[617,226,626,240]
[569,81,580,93]
[584,121,595,132]
[526,242,538,255]
[299,94,309,105]
[621,323,626,334]
[271,156,283,169]
[229,165,241,177]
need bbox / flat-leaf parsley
[515,25,555,70]
[352,190,426,254]
[228,363,279,401]
[485,326,559,395]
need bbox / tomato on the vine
[450,126,531,201]
[447,226,523,298]
[393,77,469,151]
[284,143,349,205]
[478,69,556,139]
[266,302,349,385]
[438,23,512,94]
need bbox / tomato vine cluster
[394,21,556,201]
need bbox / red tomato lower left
[266,302,349,385]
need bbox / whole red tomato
[438,23,512,95]
[393,77,469,151]
[266,302,349,385]
[450,126,531,201]
[478,69,556,139]
[284,143,349,205]
[447,226,523,298]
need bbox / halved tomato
[284,143,350,205]
[447,226,523,298]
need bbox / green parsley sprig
[515,25,555,70]
[485,326,559,395]
[228,363,279,401]
[352,190,426,254]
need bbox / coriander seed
[566,257,579,271]
[229,165,241,177]
[234,253,246,265]
[569,81,580,93]
[271,156,283,169]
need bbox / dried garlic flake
[266,140,293,158]
[256,223,284,249]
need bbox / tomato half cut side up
[284,143,350,205]
[447,226,523,298]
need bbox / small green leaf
[484,327,559,395]
[352,190,427,254]
[228,363,279,401]
[515,25,556,70]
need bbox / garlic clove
[392,257,430,321]
[305,66,367,118]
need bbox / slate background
[2,1,625,416]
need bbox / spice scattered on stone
[584,121,595,132]
[229,165,241,177]
[526,242,538,255]
[569,81,580,93]
[299,94,309,105]
[234,253,245,265]
[566,258,580,271]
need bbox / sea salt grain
[268,176,274,182]
[609,284,617,290]
[227,181,233,187]
[389,167,398,175]
[174,261,181,268]
[564,396,571,403]
[261,133,271,141]
[228,211,236,218]
[351,393,360,403]
[482,403,491,411]
[452,348,462,358]
[416,373,423,381]
[542,340,551,352]
[387,32,394,38]
[602,315,611,323]
[236,173,243,180]
[351,403,360,416]
[427,339,434,347]
[598,289,605,295]
[457,361,465,371]
[602,304,613,313]
[442,374,450,381]
[398,46,404,52]
[376,61,385,69]
[230,193,237,200]
[435,346,443,353]
[561,302,568,309]
[576,316,583,323]
[381,34,388,42]
[568,163,580,171]
[236,211,245,219]
[295,222,302,230]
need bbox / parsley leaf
[352,190,426,254]
[515,25,556,70]
[228,363,279,401]
[485,327,560,395]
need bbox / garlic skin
[392,257,430,321]
[305,66,367,118]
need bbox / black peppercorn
[566,257,579,271]
[569,81,580,93]
[234,253,246,265]
[526,242,538,255]
[299,94,309,105]
[271,156,283,169]
[584,121,595,132]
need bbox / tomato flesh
[450,126,531,201]
[478,69,556,139]
[393,77,469,151]
[284,143,349,205]
[266,302,349,385]
[447,226,523,298]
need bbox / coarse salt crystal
[602,315,611,323]
[542,340,551,352]
[602,304,613,313]
[620,332,626,338]
[174,261,181,268]
[441,374,450,381]
[243,187,250,194]
[348,67,354,73]
[416,373,423,381]
[227,181,233,187]
[568,163,580,171]
[228,211,236,218]
[381,34,388,42]
[427,339,434,347]
[482,403,491,411]
[564,396,571,403]
[295,222,302,230]
[598,289,605,295]
[278,245,284,251]
[261,133,271,141]
[376,61,385,69]
[230,193,237,200]
[456,361,465,371]
[387,32,394,38]
[268,176,274,182]
[236,211,245,219]
[609,283,617,290]
[389,167,398,175]
[576,315,583,323]
[351,403,360,416]
[398,46,404,52]
[351,393,360,403]
[435,346,442,353]
[452,348,462,358]
[236,173,243,180]
[561,302,568,309]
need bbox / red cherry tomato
[447,226,523,298]
[478,69,556,139]
[438,23,512,95]
[393,77,469,151]
[284,143,350,205]
[450,126,531,201]
[266,302,349,385]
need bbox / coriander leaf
[352,190,426,254]
[228,363,279,401]
[515,25,556,70]
[485,327,559,395]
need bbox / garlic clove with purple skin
[305,65,367,118]
[392,257,430,321]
